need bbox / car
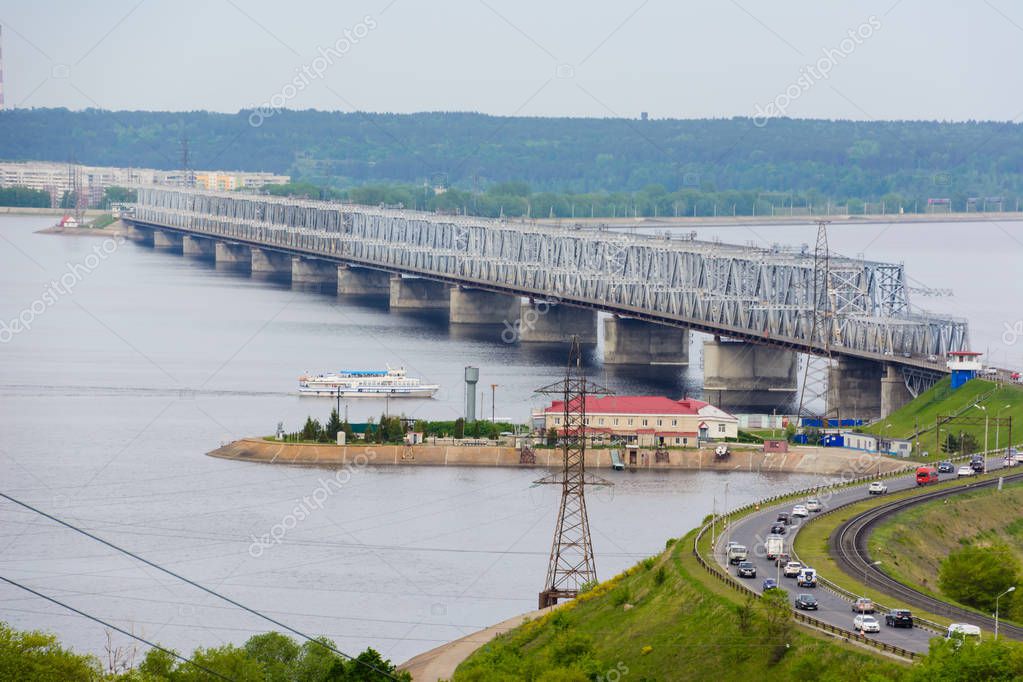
[776,512,790,524]
[885,609,914,628]
[791,504,809,517]
[854,615,881,633]
[774,553,791,567]
[1004,456,1017,468]
[868,481,888,495]
[937,461,955,473]
[762,578,778,591]
[796,567,817,588]
[927,354,938,362]
[957,465,976,478]
[852,597,876,614]
[770,523,787,535]
[970,457,985,472]
[737,561,757,578]
[805,498,822,512]
[783,561,803,578]
[794,593,818,610]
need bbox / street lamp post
[996,586,1016,640]
[862,560,882,588]
[997,404,1011,455]
[976,404,989,472]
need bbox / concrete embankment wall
[208,438,909,476]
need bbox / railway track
[833,470,1023,639]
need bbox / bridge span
[126,186,969,418]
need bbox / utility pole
[490,383,497,423]
[534,337,612,609]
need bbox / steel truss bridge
[131,187,968,383]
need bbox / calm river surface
[0,215,1019,663]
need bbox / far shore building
[0,160,289,207]
[533,396,738,447]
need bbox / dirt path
[398,607,555,681]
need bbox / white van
[946,623,981,642]
[727,544,748,564]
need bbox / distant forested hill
[1,108,1021,204]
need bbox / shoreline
[535,211,1023,229]
[207,438,910,476]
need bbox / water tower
[464,366,479,421]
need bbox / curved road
[713,455,1012,654]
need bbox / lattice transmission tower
[796,220,835,421]
[534,337,612,609]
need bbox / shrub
[939,544,1020,612]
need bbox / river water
[0,214,1019,664]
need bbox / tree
[325,409,343,442]
[301,417,323,442]
[939,545,1020,612]
[907,636,1023,681]
[243,632,299,682]
[454,417,465,439]
[0,622,102,682]
[100,185,137,208]
[759,588,793,664]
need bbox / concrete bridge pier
[337,265,390,297]
[214,242,252,271]
[182,235,215,258]
[250,247,291,279]
[827,357,883,421]
[152,229,182,251]
[517,300,597,344]
[292,257,336,289]
[449,287,520,325]
[702,339,798,410]
[881,364,914,417]
[602,317,689,365]
[123,222,153,244]
[389,276,450,311]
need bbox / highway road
[712,455,1012,654]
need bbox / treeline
[283,410,519,444]
[0,186,50,207]
[265,180,984,218]
[0,621,408,680]
[3,108,1023,206]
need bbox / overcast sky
[2,0,1021,121]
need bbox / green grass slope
[454,533,903,682]
[863,378,1023,457]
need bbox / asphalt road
[713,455,1011,654]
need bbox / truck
[727,544,748,564]
[765,534,785,560]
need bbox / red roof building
[534,395,738,448]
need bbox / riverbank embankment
[208,438,910,476]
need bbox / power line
[0,492,401,681]
[0,574,234,682]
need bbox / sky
[1,0,1021,122]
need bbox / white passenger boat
[298,366,438,397]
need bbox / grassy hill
[871,480,1023,625]
[863,378,1023,458]
[453,530,903,681]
